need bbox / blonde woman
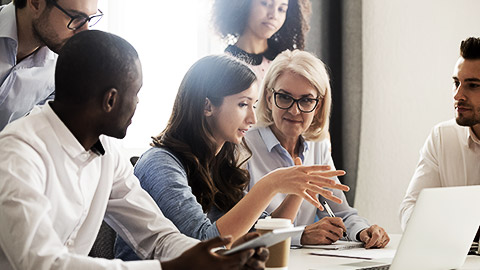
[246,50,390,248]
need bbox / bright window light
[95,0,225,157]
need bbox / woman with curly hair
[212,0,311,80]
[115,54,348,260]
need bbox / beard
[455,102,480,127]
[31,10,66,54]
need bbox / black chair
[88,221,117,259]
[130,156,139,166]
[89,156,139,259]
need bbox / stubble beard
[31,10,64,54]
[456,105,480,127]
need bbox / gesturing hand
[300,217,346,245]
[161,236,257,270]
[264,157,349,210]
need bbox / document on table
[310,247,396,260]
[302,240,364,250]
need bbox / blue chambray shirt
[245,126,370,245]
[115,147,268,261]
[0,3,56,131]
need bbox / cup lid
[254,217,293,230]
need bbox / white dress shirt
[0,3,56,131]
[246,126,370,245]
[0,104,198,270]
[400,119,480,230]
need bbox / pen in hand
[323,200,351,241]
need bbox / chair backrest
[130,156,139,166]
[88,221,117,259]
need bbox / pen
[323,201,351,241]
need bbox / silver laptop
[345,185,480,270]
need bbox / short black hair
[54,30,139,105]
[14,0,55,9]
[460,37,480,59]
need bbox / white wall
[355,0,480,233]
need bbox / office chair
[88,221,117,259]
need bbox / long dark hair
[212,0,311,51]
[152,55,257,213]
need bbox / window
[96,0,224,156]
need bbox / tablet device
[223,226,305,255]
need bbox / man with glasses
[0,0,102,130]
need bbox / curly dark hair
[212,0,311,51]
[460,37,480,59]
[152,55,257,213]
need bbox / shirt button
[80,153,89,161]
[66,239,74,246]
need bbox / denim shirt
[115,147,267,261]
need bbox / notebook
[340,185,480,270]
[303,240,364,250]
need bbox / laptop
[343,185,480,270]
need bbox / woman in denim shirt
[115,54,348,260]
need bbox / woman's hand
[261,157,349,210]
[300,217,346,245]
[359,225,390,249]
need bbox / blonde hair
[256,50,331,141]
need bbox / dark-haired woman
[212,0,311,80]
[115,54,348,260]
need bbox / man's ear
[103,88,118,113]
[28,0,45,17]
[204,98,214,117]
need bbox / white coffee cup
[255,217,293,270]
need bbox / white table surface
[288,234,480,269]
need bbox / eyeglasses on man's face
[46,0,103,30]
[271,89,320,113]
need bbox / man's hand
[161,236,257,270]
[300,217,346,245]
[232,232,269,270]
[359,225,390,249]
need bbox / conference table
[288,234,480,269]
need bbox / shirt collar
[258,125,309,154]
[225,44,279,66]
[0,3,56,66]
[0,3,18,43]
[468,127,480,149]
[42,103,105,159]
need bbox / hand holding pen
[300,201,350,245]
[323,200,352,241]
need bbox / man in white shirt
[0,0,101,130]
[0,30,267,270]
[400,37,480,231]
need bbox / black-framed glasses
[46,0,103,30]
[271,89,320,113]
